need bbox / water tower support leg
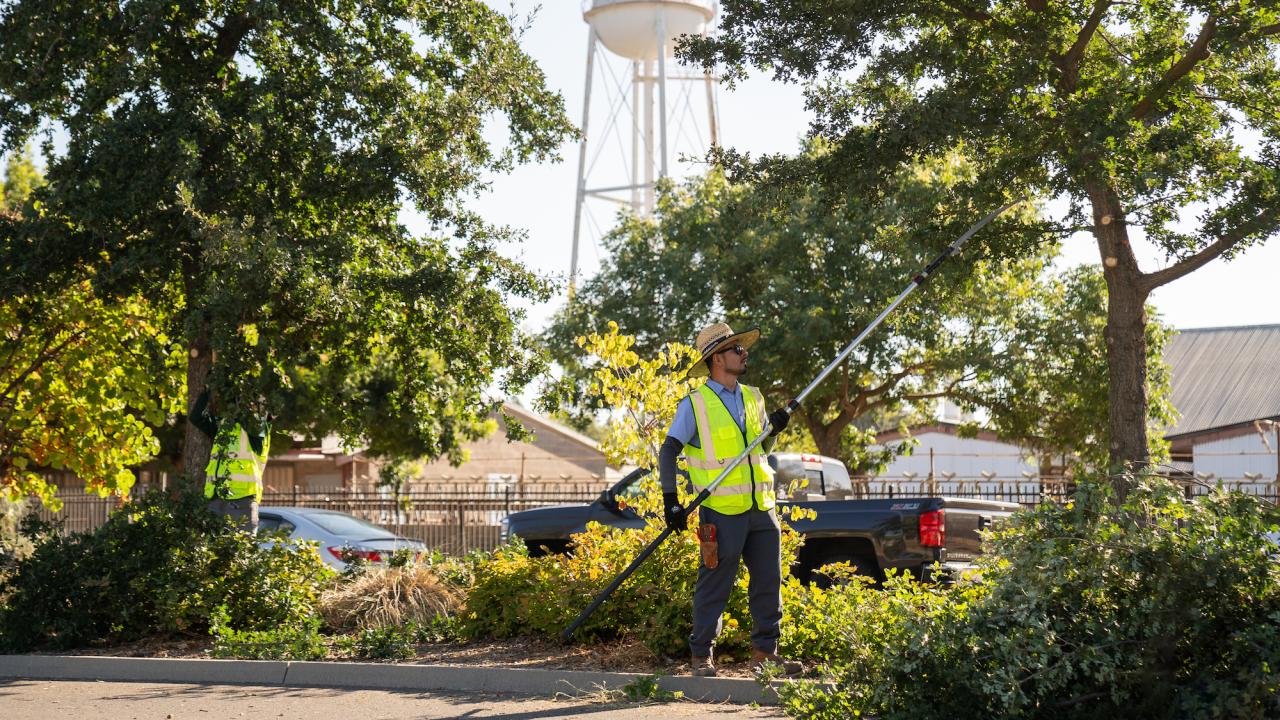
[643,58,654,213]
[656,12,669,180]
[631,60,641,212]
[570,29,599,297]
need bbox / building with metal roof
[1165,324,1280,483]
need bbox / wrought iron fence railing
[24,475,1280,554]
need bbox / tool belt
[697,523,718,569]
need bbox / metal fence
[260,487,605,555]
[27,476,1280,555]
[28,486,607,555]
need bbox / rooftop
[1165,324,1280,438]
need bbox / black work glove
[662,491,687,532]
[768,408,791,437]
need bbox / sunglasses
[717,343,747,357]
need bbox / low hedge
[778,476,1280,720]
[0,487,333,652]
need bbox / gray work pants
[689,506,783,657]
[207,496,259,533]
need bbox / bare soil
[40,635,762,678]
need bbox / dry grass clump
[319,565,460,631]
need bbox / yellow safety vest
[682,383,776,514]
[204,424,270,502]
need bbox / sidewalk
[0,654,780,705]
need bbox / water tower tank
[584,0,716,61]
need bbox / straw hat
[688,322,760,378]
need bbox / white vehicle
[769,453,853,499]
[258,506,428,571]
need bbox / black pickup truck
[500,454,1021,583]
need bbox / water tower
[570,0,721,293]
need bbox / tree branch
[213,12,256,65]
[1142,205,1280,290]
[1097,28,1136,65]
[1130,15,1217,122]
[1058,0,1111,78]
[938,0,992,23]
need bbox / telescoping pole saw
[561,200,1022,641]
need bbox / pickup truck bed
[502,479,1019,583]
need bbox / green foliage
[0,487,334,652]
[209,605,327,661]
[778,477,1280,719]
[684,1,1280,470]
[0,496,33,567]
[0,144,40,209]
[546,162,1160,472]
[353,623,418,661]
[0,279,186,507]
[423,548,489,591]
[464,523,757,659]
[956,265,1175,469]
[548,321,703,471]
[0,0,575,473]
[1,143,182,506]
[616,675,684,703]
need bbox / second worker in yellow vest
[658,322,803,678]
[191,388,272,533]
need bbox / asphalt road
[0,679,785,720]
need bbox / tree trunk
[1087,181,1151,493]
[181,333,213,490]
[811,422,845,464]
[814,425,844,458]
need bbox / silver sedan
[257,506,428,571]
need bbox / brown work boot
[690,654,717,677]
[749,647,804,677]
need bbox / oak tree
[684,1,1280,481]
[546,157,1169,472]
[0,0,576,485]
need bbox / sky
[445,0,1280,341]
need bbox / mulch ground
[38,635,762,678]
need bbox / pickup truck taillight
[919,510,945,548]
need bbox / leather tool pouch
[697,523,718,569]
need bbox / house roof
[1165,324,1280,438]
[499,401,602,455]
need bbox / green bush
[354,623,417,660]
[779,476,1280,720]
[0,487,334,652]
[461,473,814,659]
[461,519,813,659]
[209,605,327,660]
[461,526,739,658]
[0,502,54,599]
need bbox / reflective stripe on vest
[204,424,270,502]
[681,383,776,514]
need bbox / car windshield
[304,511,395,538]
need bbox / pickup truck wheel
[809,552,880,589]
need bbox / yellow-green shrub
[461,520,747,658]
[463,488,811,660]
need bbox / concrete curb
[0,655,779,705]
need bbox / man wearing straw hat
[658,322,803,677]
